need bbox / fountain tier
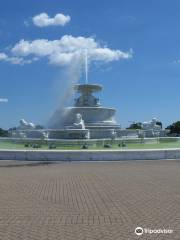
[48,84,121,139]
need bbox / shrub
[49,144,57,149]
[32,143,41,148]
[81,144,88,149]
[104,143,112,148]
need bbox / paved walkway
[0,160,179,239]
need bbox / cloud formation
[0,53,7,61]
[0,52,37,65]
[0,98,8,103]
[32,13,71,27]
[10,35,132,67]
[0,52,24,64]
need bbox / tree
[0,128,9,137]
[156,121,163,129]
[126,122,142,130]
[9,127,17,131]
[166,121,180,134]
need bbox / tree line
[127,121,180,135]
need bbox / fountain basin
[53,107,118,128]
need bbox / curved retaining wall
[1,137,180,146]
[0,149,180,161]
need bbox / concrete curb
[0,148,180,161]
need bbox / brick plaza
[0,160,179,239]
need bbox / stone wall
[0,149,180,161]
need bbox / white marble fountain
[11,82,125,139]
[47,83,121,139]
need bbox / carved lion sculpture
[73,113,85,129]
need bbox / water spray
[85,49,88,84]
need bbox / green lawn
[124,142,180,149]
[0,140,180,150]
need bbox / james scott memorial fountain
[11,82,166,140]
[12,82,124,139]
[48,83,121,139]
[11,80,167,140]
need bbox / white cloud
[11,35,132,66]
[24,20,30,27]
[0,98,8,103]
[90,48,131,62]
[173,59,180,64]
[0,52,36,65]
[0,35,133,89]
[32,13,71,27]
[0,53,8,60]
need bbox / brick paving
[0,160,179,239]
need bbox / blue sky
[1,0,180,129]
